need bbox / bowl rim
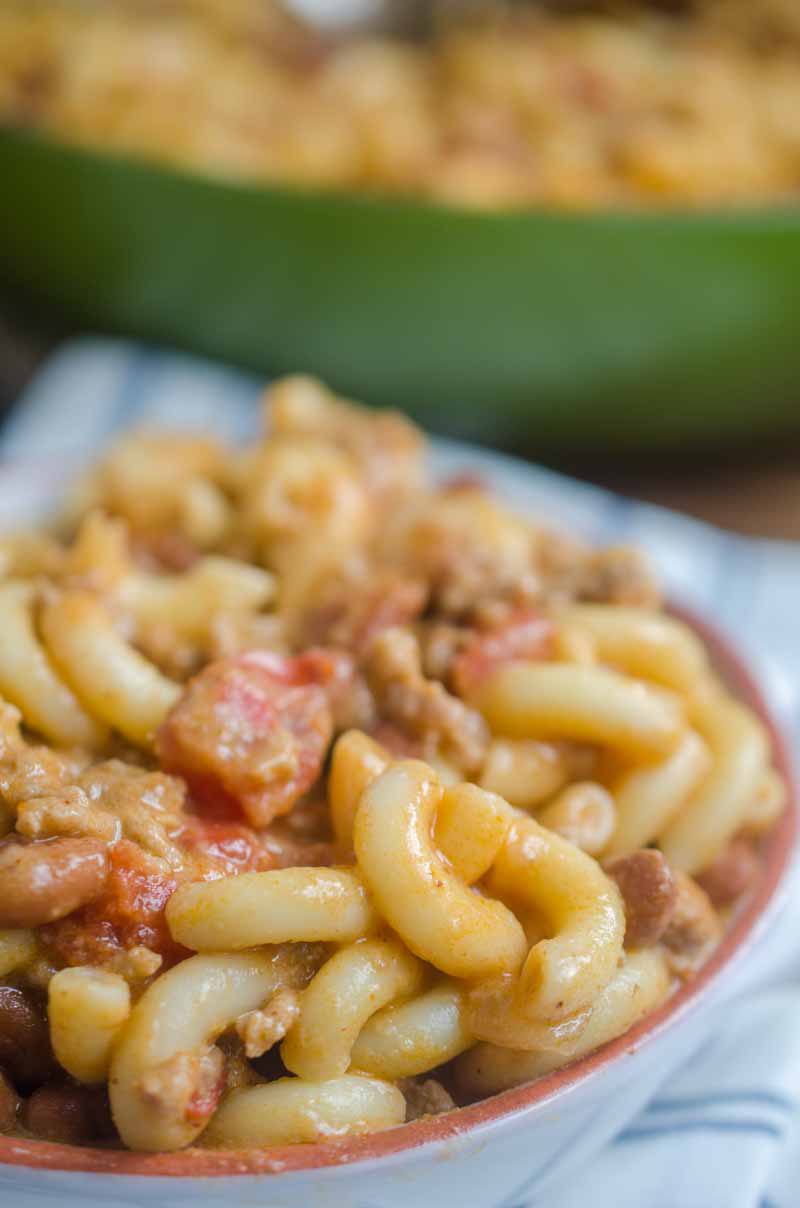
[0,600,795,1180]
[4,124,800,228]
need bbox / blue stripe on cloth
[616,1119,786,1144]
[649,1092,797,1116]
[498,1100,792,1208]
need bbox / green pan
[2,125,800,451]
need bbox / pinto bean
[0,837,109,928]
[697,837,761,907]
[22,1084,101,1145]
[86,1087,116,1140]
[0,984,54,1088]
[605,849,677,949]
[0,1071,20,1132]
[662,871,723,978]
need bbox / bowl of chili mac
[4,0,800,449]
[0,376,794,1207]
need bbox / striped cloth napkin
[3,338,799,1208]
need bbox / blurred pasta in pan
[4,1,800,209]
[0,373,786,1153]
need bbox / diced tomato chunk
[40,823,281,973]
[156,650,341,827]
[177,816,276,875]
[41,839,187,970]
[451,609,554,697]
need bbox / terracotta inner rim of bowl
[0,604,795,1179]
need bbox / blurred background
[2,0,800,536]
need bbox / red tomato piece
[451,609,554,697]
[41,839,187,970]
[176,817,276,876]
[156,650,340,827]
[41,824,281,973]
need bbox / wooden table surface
[2,312,799,543]
[561,453,800,542]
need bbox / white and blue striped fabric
[4,338,799,1208]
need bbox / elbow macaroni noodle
[455,949,672,1097]
[558,606,709,694]
[110,949,313,1151]
[331,731,510,882]
[41,590,180,748]
[473,663,685,758]
[605,729,711,860]
[350,979,474,1079]
[433,782,512,885]
[119,556,276,645]
[660,695,770,874]
[0,582,108,749]
[329,728,392,853]
[166,867,379,951]
[479,738,572,809]
[48,967,131,1085]
[536,781,617,856]
[202,1075,406,1148]
[281,938,424,1081]
[467,815,625,1047]
[0,375,785,1153]
[353,761,528,980]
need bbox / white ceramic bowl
[0,455,795,1208]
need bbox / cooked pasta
[455,949,672,1096]
[281,937,424,1081]
[0,373,785,1153]
[166,867,379,952]
[0,581,107,749]
[48,966,130,1085]
[351,979,474,1080]
[3,2,800,210]
[40,590,180,748]
[202,1075,406,1148]
[354,761,528,980]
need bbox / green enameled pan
[2,126,800,451]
